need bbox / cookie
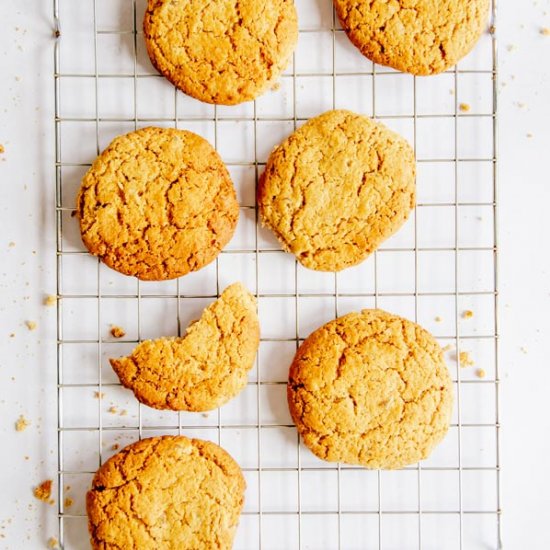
[110,283,259,411]
[87,435,246,549]
[288,309,453,469]
[77,127,238,281]
[143,0,298,105]
[333,0,490,75]
[258,110,415,272]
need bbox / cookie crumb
[541,27,550,36]
[94,391,104,399]
[462,309,474,319]
[201,412,209,418]
[9,333,15,338]
[506,43,517,52]
[434,316,442,323]
[459,103,471,112]
[476,368,486,379]
[489,25,496,35]
[8,241,15,247]
[119,409,128,416]
[64,497,73,508]
[25,320,37,331]
[111,444,120,451]
[47,537,60,549]
[44,295,57,307]
[15,415,30,432]
[108,406,118,414]
[33,480,53,504]
[526,133,533,139]
[110,325,126,338]
[0,144,4,154]
[442,344,454,353]
[459,351,474,368]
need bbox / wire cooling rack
[53,0,501,548]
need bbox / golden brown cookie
[288,309,453,469]
[333,0,490,75]
[258,110,415,272]
[87,435,246,549]
[77,127,238,281]
[143,0,298,105]
[110,283,259,411]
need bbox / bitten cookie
[110,283,259,411]
[143,0,298,105]
[77,127,238,281]
[288,309,453,469]
[258,110,415,272]
[333,0,490,75]
[87,435,246,549]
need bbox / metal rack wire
[53,0,501,548]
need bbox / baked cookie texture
[110,283,259,412]
[77,127,238,281]
[333,0,491,75]
[143,0,298,105]
[87,435,246,549]
[288,309,453,469]
[258,110,415,272]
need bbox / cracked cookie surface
[333,0,490,75]
[77,127,238,281]
[87,435,246,549]
[258,110,415,272]
[288,309,453,469]
[110,283,260,412]
[144,0,298,105]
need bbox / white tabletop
[0,1,549,548]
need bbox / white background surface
[0,0,549,548]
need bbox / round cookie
[87,435,246,549]
[333,0,491,75]
[258,110,415,272]
[143,0,298,105]
[77,127,238,281]
[110,283,260,411]
[287,309,453,469]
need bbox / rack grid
[53,0,501,548]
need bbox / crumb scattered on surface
[15,415,30,432]
[108,406,118,414]
[47,537,60,549]
[489,25,496,35]
[25,320,37,331]
[111,444,120,451]
[94,391,104,399]
[33,480,54,505]
[64,497,73,508]
[0,144,4,154]
[526,133,533,138]
[110,325,125,338]
[476,368,486,379]
[462,310,474,319]
[442,344,454,353]
[271,81,281,91]
[9,333,15,338]
[119,409,127,416]
[44,295,57,307]
[506,44,517,52]
[435,316,442,323]
[541,27,550,36]
[201,412,210,418]
[459,103,471,112]
[8,241,15,247]
[459,351,474,368]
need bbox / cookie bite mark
[109,283,260,412]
